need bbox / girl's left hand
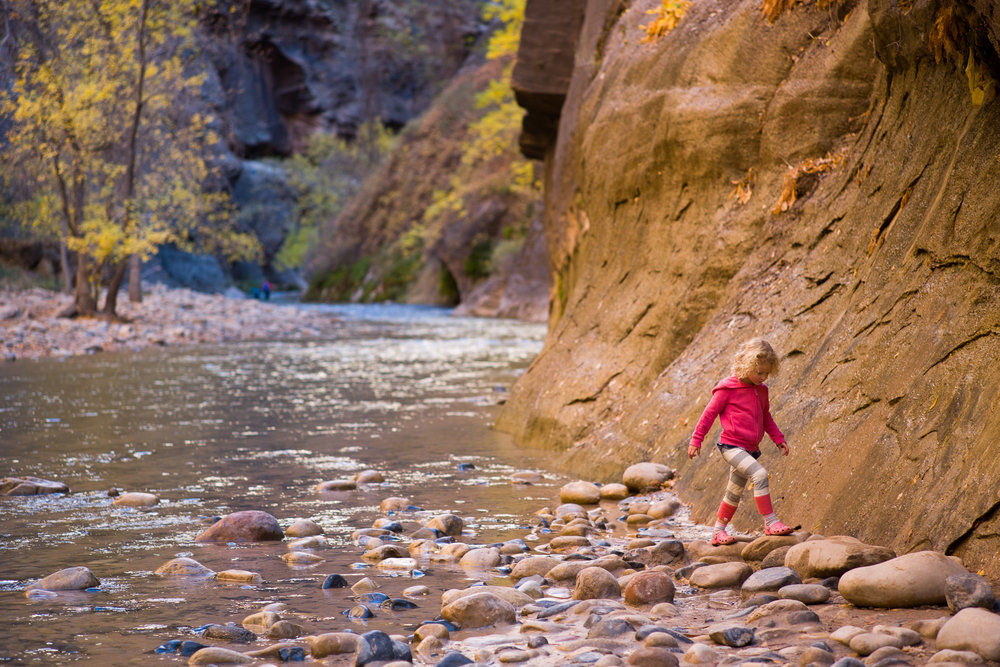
[777,441,789,456]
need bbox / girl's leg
[719,447,791,534]
[714,465,748,534]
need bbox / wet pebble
[623,570,675,605]
[347,604,376,619]
[404,584,431,597]
[380,497,412,512]
[322,573,349,589]
[600,483,630,500]
[308,632,358,658]
[355,629,411,666]
[266,619,307,639]
[154,557,214,577]
[27,566,100,592]
[201,623,256,643]
[284,518,323,537]
[352,577,379,594]
[188,646,253,664]
[315,479,357,492]
[111,491,159,507]
[281,551,324,565]
[355,469,385,483]
[215,569,262,584]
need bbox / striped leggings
[717,444,773,521]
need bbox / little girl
[688,338,792,545]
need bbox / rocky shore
[0,284,337,362]
[9,462,1000,667]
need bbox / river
[0,304,565,665]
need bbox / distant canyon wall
[500,0,1000,577]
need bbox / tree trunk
[128,253,142,302]
[123,0,149,306]
[72,254,96,317]
[59,240,72,294]
[103,260,128,318]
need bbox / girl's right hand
[688,445,700,459]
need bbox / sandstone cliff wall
[499,0,1000,577]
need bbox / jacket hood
[712,375,754,392]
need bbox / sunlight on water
[0,304,564,665]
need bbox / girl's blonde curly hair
[732,338,779,380]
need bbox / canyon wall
[500,0,1000,577]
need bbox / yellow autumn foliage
[1,0,258,314]
[640,0,692,44]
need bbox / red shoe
[711,529,736,546]
[765,520,793,536]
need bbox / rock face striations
[499,0,1000,578]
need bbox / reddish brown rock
[194,510,284,543]
[623,570,676,606]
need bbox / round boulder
[622,463,674,493]
[838,550,968,608]
[936,607,1000,661]
[194,510,284,542]
[440,591,516,628]
[785,536,895,578]
[573,566,622,600]
[624,570,676,605]
[689,561,753,589]
[559,481,601,505]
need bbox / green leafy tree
[0,0,258,317]
[275,120,395,271]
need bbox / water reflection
[0,304,562,665]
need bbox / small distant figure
[261,281,271,300]
[687,338,793,545]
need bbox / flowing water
[0,304,566,665]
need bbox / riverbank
[0,284,337,362]
[12,465,999,666]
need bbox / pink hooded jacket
[690,376,785,452]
